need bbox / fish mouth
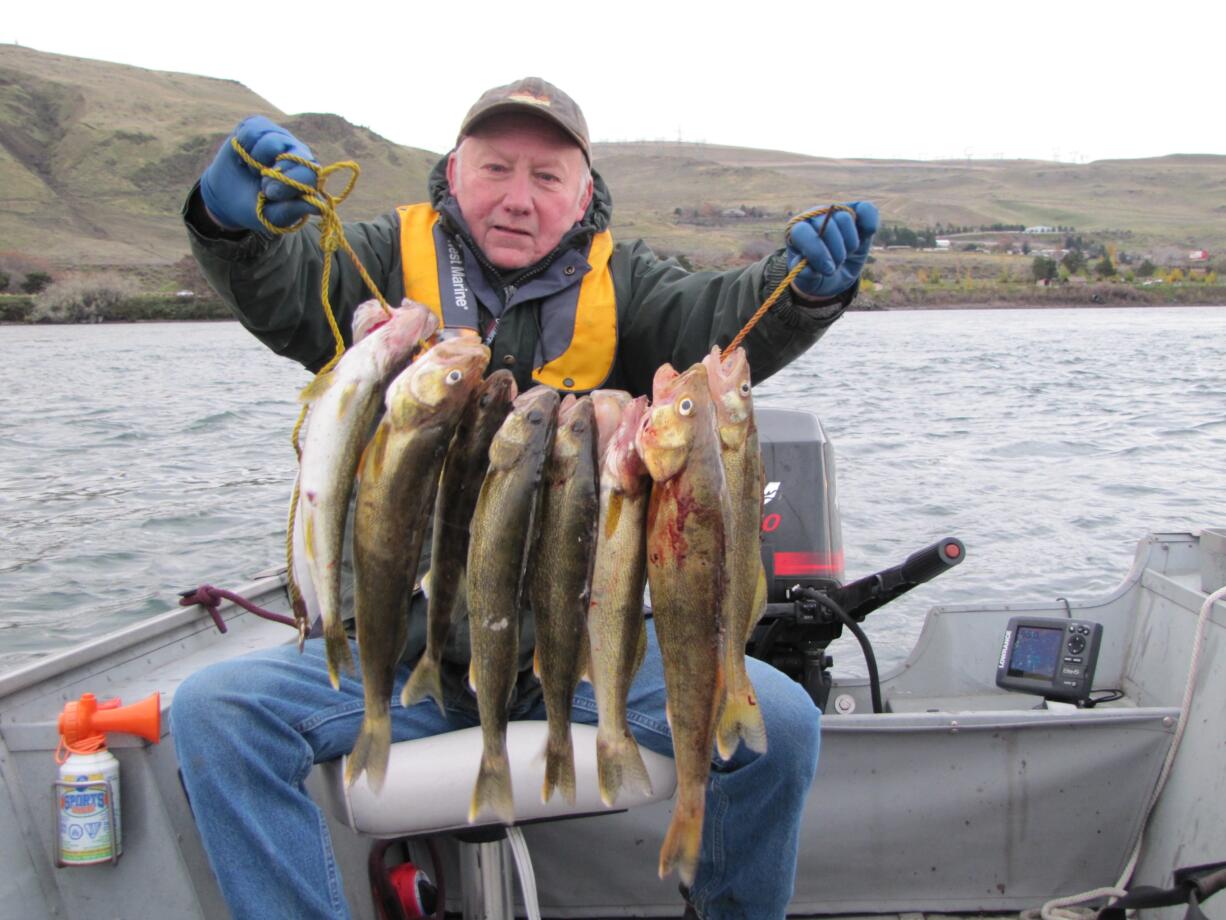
[606,397,650,477]
[558,393,594,426]
[704,344,748,388]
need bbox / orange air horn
[58,692,162,750]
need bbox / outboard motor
[756,409,844,601]
[749,408,966,713]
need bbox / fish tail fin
[596,726,653,807]
[400,655,446,717]
[344,707,391,794]
[716,673,767,760]
[289,589,310,653]
[469,743,514,825]
[578,643,591,686]
[542,726,576,805]
[658,792,704,885]
[323,620,354,690]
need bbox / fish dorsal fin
[298,369,335,404]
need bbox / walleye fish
[288,298,396,642]
[636,362,729,886]
[587,395,654,807]
[345,337,490,792]
[528,395,600,804]
[703,346,768,759]
[467,386,559,824]
[401,370,518,715]
[298,304,439,687]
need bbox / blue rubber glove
[200,116,321,235]
[786,201,880,300]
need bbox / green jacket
[183,157,855,706]
[184,157,855,396]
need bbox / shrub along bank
[3,284,1221,324]
[0,293,231,323]
[855,282,1226,310]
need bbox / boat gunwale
[0,572,289,705]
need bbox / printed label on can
[58,768,121,864]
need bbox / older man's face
[448,114,593,270]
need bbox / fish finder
[995,616,1103,704]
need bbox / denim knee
[170,663,221,739]
[778,679,821,782]
[749,662,822,783]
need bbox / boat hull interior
[1,530,1222,918]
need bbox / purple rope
[178,584,297,634]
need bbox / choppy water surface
[2,308,1224,676]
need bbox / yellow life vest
[396,202,618,392]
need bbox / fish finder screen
[1008,626,1063,680]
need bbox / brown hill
[592,143,1226,261]
[0,44,436,265]
[2,44,1223,272]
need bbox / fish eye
[739,382,751,397]
[478,393,492,408]
[445,369,464,386]
[678,398,694,417]
[572,419,586,433]
[527,409,543,424]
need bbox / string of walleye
[291,299,769,885]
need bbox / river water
[2,307,1224,677]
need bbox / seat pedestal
[459,837,513,920]
[321,722,678,918]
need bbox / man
[173,77,878,919]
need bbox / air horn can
[55,691,161,866]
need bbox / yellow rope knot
[230,138,391,364]
[721,204,856,360]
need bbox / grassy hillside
[0,44,436,264]
[593,143,1226,264]
[1,44,1223,276]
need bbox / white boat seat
[321,722,677,838]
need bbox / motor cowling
[756,408,844,600]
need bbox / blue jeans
[172,621,820,919]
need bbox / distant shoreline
[3,302,1224,327]
[854,283,1226,312]
[854,300,1226,312]
[3,285,1225,326]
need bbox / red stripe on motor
[773,550,844,576]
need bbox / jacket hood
[426,153,613,245]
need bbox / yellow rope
[229,137,392,646]
[721,204,855,360]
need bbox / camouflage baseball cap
[458,77,591,163]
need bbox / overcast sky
[7,0,1223,163]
